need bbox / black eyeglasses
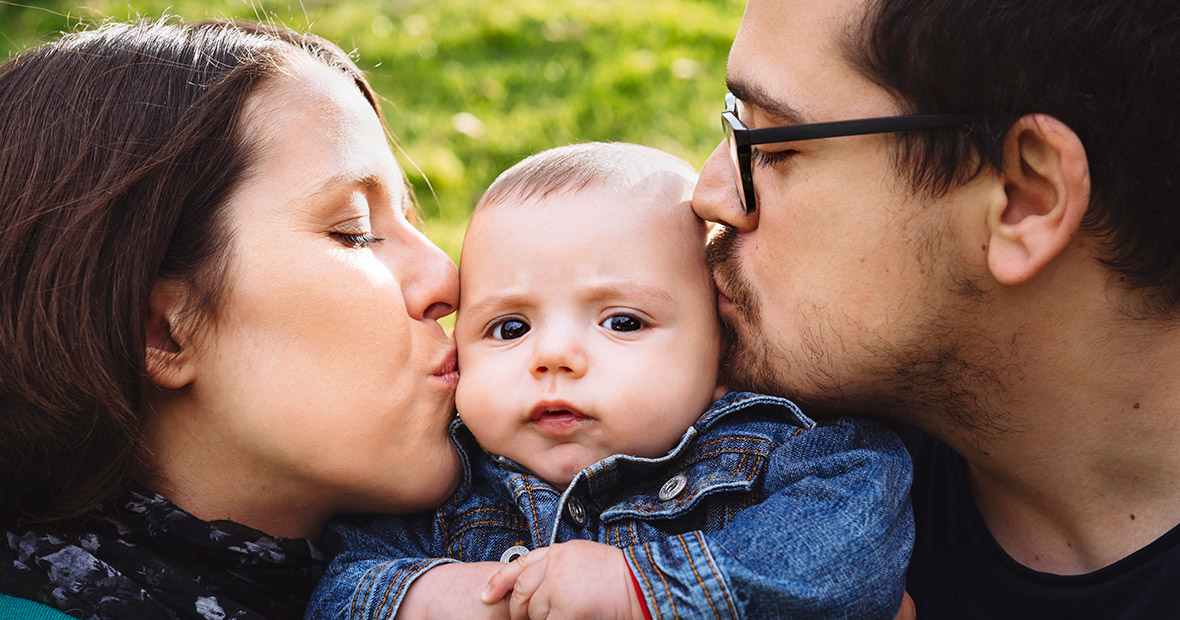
[723,91,969,215]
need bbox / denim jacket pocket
[600,430,774,528]
[444,507,531,562]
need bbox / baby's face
[454,185,721,487]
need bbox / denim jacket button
[499,545,530,563]
[564,497,587,527]
[659,474,688,501]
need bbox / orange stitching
[457,518,526,528]
[374,561,417,618]
[385,559,433,618]
[694,531,737,618]
[459,507,526,519]
[350,562,386,620]
[677,536,720,619]
[646,542,679,619]
[628,546,663,620]
[682,447,770,465]
[523,484,543,543]
[611,460,765,514]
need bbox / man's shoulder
[904,431,1180,619]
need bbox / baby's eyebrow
[581,281,675,305]
[459,282,674,319]
[460,292,532,319]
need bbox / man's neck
[942,309,1180,575]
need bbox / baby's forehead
[477,171,693,222]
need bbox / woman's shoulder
[1,488,323,620]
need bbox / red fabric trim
[629,566,654,620]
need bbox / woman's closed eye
[332,232,385,249]
[487,317,530,340]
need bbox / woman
[0,20,462,619]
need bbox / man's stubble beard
[707,224,1018,445]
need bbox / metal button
[499,545,530,563]
[659,474,688,501]
[564,497,587,527]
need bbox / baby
[308,143,913,619]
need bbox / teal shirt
[0,594,76,620]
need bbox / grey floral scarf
[0,486,323,619]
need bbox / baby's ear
[145,280,197,389]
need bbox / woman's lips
[431,349,459,386]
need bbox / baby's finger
[508,560,549,620]
[482,547,548,604]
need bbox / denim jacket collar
[447,391,816,546]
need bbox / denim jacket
[308,392,913,619]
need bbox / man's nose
[529,324,588,379]
[692,140,759,233]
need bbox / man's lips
[717,289,738,315]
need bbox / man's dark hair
[849,0,1180,310]
[0,19,380,522]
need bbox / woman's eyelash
[751,148,796,168]
[334,232,385,249]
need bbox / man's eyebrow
[726,78,808,126]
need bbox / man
[692,0,1180,617]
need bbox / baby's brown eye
[602,315,643,332]
[490,318,530,340]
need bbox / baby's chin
[513,447,601,489]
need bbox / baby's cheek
[453,366,507,451]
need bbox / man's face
[454,184,721,487]
[693,0,1001,422]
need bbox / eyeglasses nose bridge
[722,107,758,216]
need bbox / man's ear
[145,280,196,389]
[985,113,1091,285]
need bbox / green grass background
[0,0,744,261]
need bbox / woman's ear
[985,113,1091,285]
[145,281,196,389]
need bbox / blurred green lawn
[0,0,744,261]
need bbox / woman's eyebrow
[294,171,384,206]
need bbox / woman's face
[159,56,461,531]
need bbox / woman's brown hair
[0,19,381,522]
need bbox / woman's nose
[529,325,588,379]
[401,228,460,321]
[692,141,759,233]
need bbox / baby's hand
[481,540,646,620]
[397,561,508,620]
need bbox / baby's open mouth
[529,402,589,433]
